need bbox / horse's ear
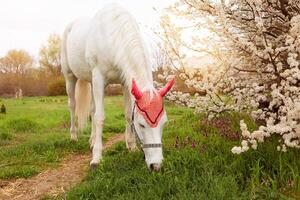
[158,78,175,97]
[131,79,143,100]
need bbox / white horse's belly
[67,18,92,81]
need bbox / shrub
[0,104,6,114]
[47,77,66,96]
[105,84,123,96]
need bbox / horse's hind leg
[124,88,137,151]
[65,73,78,141]
[61,24,78,141]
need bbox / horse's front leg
[90,68,105,167]
[89,93,96,149]
[124,88,137,151]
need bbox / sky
[0,0,173,58]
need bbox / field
[0,96,300,199]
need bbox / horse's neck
[106,8,153,90]
[120,40,154,91]
[123,62,153,91]
[136,78,153,91]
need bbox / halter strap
[131,104,162,149]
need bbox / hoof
[128,146,138,152]
[127,142,138,152]
[90,162,99,170]
[149,163,161,172]
[70,135,78,142]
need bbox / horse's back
[86,3,140,60]
[62,3,145,84]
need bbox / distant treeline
[0,72,65,97]
[0,33,192,97]
[0,34,65,97]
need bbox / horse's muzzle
[149,163,161,172]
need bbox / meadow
[0,96,300,199]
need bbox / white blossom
[231,146,243,154]
[156,0,300,154]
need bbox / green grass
[0,96,124,179]
[65,104,300,200]
[1,96,300,199]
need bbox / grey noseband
[131,104,162,149]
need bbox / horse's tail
[75,79,92,131]
[61,22,73,75]
[61,22,92,131]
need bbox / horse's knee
[70,133,78,141]
[94,112,105,127]
[90,104,95,114]
[68,99,75,110]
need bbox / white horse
[61,3,174,171]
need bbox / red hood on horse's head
[131,79,175,127]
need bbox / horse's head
[131,79,175,171]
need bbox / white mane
[95,3,154,91]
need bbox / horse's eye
[139,123,145,128]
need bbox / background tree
[39,33,61,77]
[152,44,173,70]
[0,49,33,75]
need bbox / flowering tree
[157,0,300,153]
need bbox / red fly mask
[131,79,175,127]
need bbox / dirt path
[0,134,124,200]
